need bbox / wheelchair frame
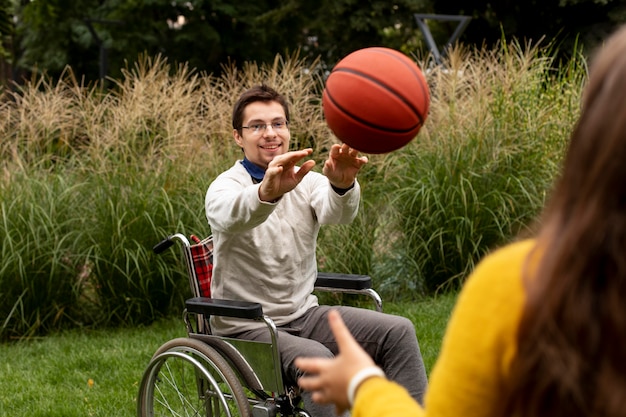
[137,233,383,417]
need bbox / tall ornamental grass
[0,53,335,340]
[370,42,584,296]
[0,41,584,339]
[1,174,86,334]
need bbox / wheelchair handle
[153,237,174,254]
[153,233,191,254]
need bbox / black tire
[137,337,252,417]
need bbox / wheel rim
[138,342,250,417]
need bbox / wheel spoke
[138,338,253,417]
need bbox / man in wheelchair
[204,84,428,416]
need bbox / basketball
[322,47,430,154]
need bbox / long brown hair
[502,25,626,417]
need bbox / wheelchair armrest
[315,272,372,290]
[185,297,264,320]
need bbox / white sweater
[205,161,361,336]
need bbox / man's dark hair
[232,85,290,134]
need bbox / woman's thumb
[328,310,359,352]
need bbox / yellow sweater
[353,239,535,417]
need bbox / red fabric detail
[189,236,213,297]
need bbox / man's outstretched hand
[323,144,368,189]
[259,148,316,202]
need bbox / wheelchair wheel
[138,337,252,417]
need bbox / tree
[4,0,625,86]
[11,0,277,82]
[248,0,431,69]
[431,0,626,57]
[0,0,18,84]
[0,0,12,59]
[8,0,432,84]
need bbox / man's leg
[294,305,428,404]
[236,326,343,417]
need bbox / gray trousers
[236,305,428,417]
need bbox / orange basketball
[322,47,430,154]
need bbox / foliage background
[0,39,584,340]
[0,0,623,84]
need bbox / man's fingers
[329,143,350,158]
[265,165,283,177]
[273,148,313,165]
[296,159,316,180]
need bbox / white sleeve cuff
[347,366,386,407]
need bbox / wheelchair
[137,233,383,417]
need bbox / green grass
[0,316,186,417]
[385,292,458,372]
[0,296,456,416]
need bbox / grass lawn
[0,293,457,416]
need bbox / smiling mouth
[261,144,281,150]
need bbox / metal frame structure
[414,14,472,65]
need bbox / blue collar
[241,158,265,182]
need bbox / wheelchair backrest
[184,235,213,299]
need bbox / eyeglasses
[240,120,289,134]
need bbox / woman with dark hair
[295,24,626,417]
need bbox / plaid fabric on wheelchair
[189,235,213,297]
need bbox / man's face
[233,101,290,169]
